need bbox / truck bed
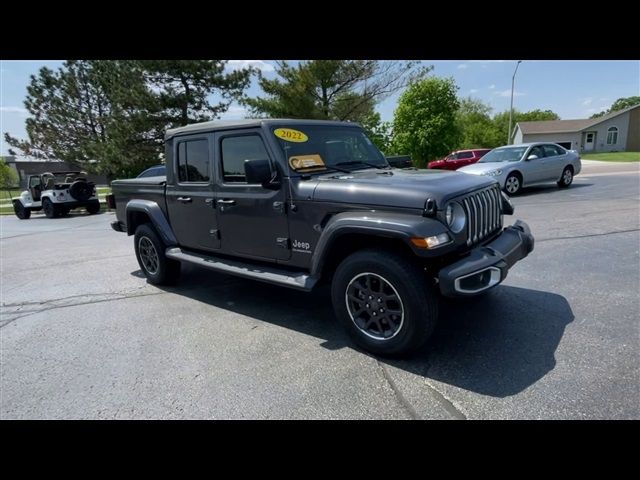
[111,176,167,227]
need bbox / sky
[1,60,639,155]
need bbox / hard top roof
[165,118,360,140]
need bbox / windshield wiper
[335,160,389,170]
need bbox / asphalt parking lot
[1,160,639,419]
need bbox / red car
[428,149,491,170]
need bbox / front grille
[461,185,503,246]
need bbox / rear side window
[553,145,566,155]
[543,145,561,157]
[221,135,270,183]
[457,151,474,159]
[177,139,209,183]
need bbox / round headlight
[445,202,466,233]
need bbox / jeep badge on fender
[110,119,534,357]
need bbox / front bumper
[438,220,534,297]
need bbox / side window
[221,135,270,183]
[543,145,559,157]
[177,139,209,183]
[553,145,566,156]
[458,151,474,159]
[29,176,41,187]
[529,146,545,159]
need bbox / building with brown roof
[513,104,640,153]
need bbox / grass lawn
[581,151,640,162]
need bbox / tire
[13,200,31,220]
[504,172,522,195]
[42,197,59,218]
[86,201,100,214]
[557,166,574,188]
[331,248,438,357]
[69,180,92,201]
[134,223,181,285]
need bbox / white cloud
[220,104,248,120]
[226,60,274,72]
[495,89,525,97]
[582,97,593,106]
[488,84,496,89]
[457,63,468,69]
[0,106,28,115]
[469,89,479,94]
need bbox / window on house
[606,127,618,145]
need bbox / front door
[584,132,595,151]
[214,130,290,261]
[28,175,43,201]
[165,134,220,252]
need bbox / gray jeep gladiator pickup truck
[110,119,534,356]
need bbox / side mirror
[244,159,278,188]
[527,154,538,161]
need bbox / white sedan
[458,142,582,195]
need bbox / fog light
[411,233,451,249]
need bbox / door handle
[217,199,236,206]
[177,196,192,203]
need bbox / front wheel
[504,173,522,195]
[134,223,181,285]
[557,166,573,188]
[13,200,31,220]
[331,249,438,357]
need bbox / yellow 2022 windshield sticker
[274,128,308,143]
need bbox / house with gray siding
[512,104,640,153]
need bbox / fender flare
[310,211,449,275]
[125,199,177,246]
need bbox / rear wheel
[42,198,59,218]
[13,200,31,220]
[86,201,100,214]
[134,223,181,285]
[557,166,573,188]
[331,249,438,357]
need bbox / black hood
[309,168,497,209]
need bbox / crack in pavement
[421,379,467,420]
[376,361,420,420]
[536,228,640,243]
[0,290,167,328]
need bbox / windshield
[479,147,527,163]
[271,125,388,173]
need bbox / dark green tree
[392,77,461,167]
[590,96,640,118]
[244,60,430,123]
[456,97,502,149]
[140,60,253,127]
[494,108,560,144]
[4,60,254,180]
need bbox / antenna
[283,143,297,212]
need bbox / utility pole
[507,60,522,145]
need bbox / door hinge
[276,237,290,249]
[209,229,220,239]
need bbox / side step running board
[165,247,318,291]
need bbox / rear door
[543,144,569,179]
[165,134,220,252]
[214,129,290,261]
